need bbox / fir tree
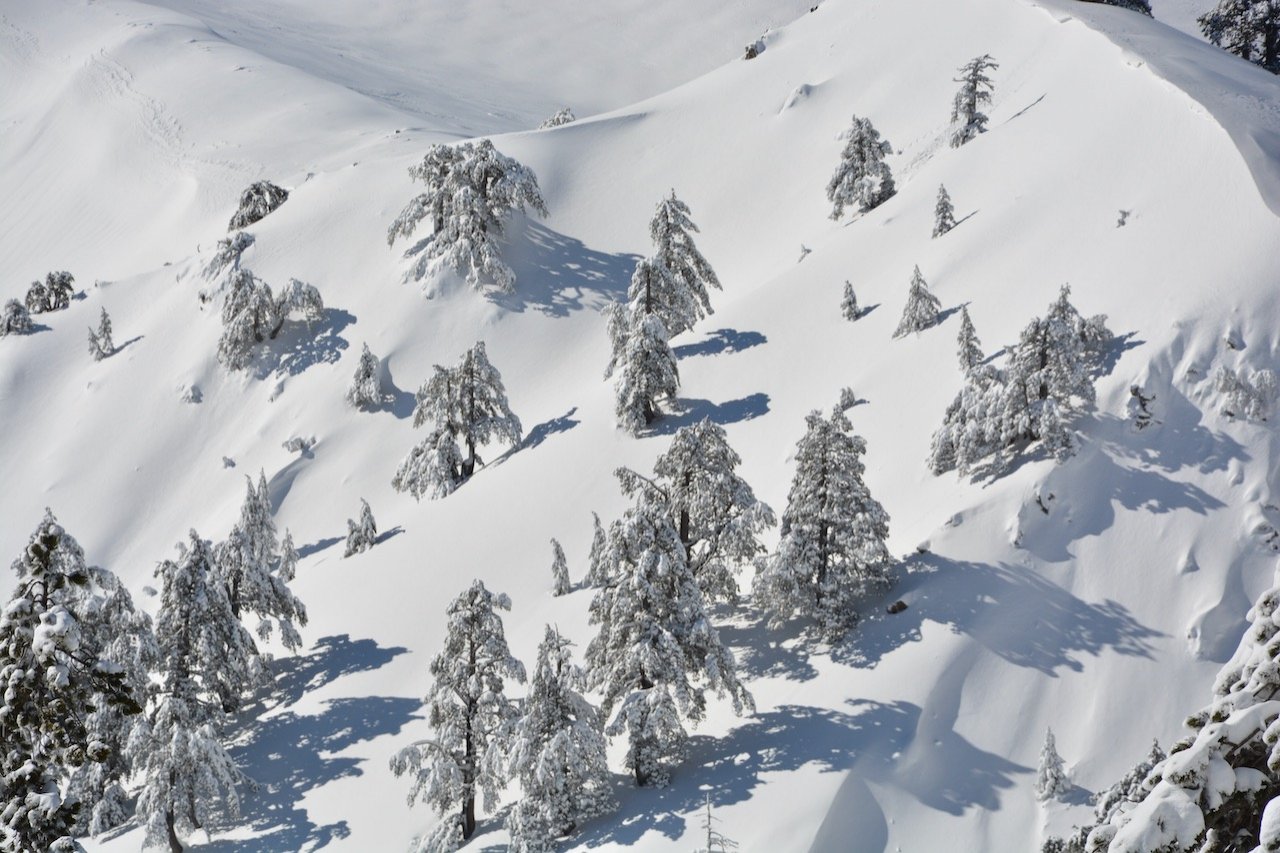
[950,54,999,148]
[613,313,680,435]
[216,269,278,370]
[549,538,571,596]
[694,795,739,853]
[755,408,893,639]
[387,140,548,292]
[505,627,613,852]
[214,473,308,662]
[390,581,526,847]
[25,271,75,314]
[586,469,753,787]
[892,265,942,338]
[227,180,289,231]
[393,429,466,502]
[646,191,721,336]
[135,532,254,853]
[344,499,378,557]
[584,512,610,588]
[957,305,983,372]
[538,107,576,129]
[1199,0,1280,72]
[203,232,255,281]
[933,184,956,237]
[827,115,896,218]
[87,308,114,361]
[347,343,384,409]
[841,281,860,321]
[0,512,143,851]
[1,299,33,337]
[1034,728,1070,802]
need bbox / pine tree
[584,512,610,588]
[0,512,143,851]
[203,232,255,281]
[957,305,983,372]
[347,343,384,409]
[755,408,893,639]
[614,313,680,435]
[694,795,739,853]
[538,107,576,129]
[892,265,942,338]
[216,269,279,370]
[25,271,75,314]
[646,191,721,337]
[841,281,860,321]
[827,115,896,218]
[645,419,776,605]
[1,299,33,337]
[214,473,308,663]
[227,180,289,231]
[933,184,956,237]
[1102,0,1151,12]
[87,308,114,361]
[505,627,613,852]
[586,469,753,787]
[390,581,526,847]
[950,54,999,148]
[344,499,378,557]
[1199,0,1280,72]
[549,538,571,596]
[135,531,254,853]
[387,140,548,292]
[393,429,466,501]
[1034,728,1070,802]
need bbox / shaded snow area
[3,0,1280,850]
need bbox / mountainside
[4,0,1280,850]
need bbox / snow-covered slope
[3,0,1280,850]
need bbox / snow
[3,0,1280,850]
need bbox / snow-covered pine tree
[755,407,893,639]
[387,140,548,292]
[1034,728,1070,802]
[390,581,526,848]
[933,184,956,237]
[216,269,279,370]
[344,499,378,557]
[1,298,33,337]
[214,472,308,663]
[203,231,255,281]
[892,265,942,338]
[841,281,860,321]
[274,278,325,328]
[584,512,610,588]
[1199,0,1280,73]
[505,626,613,852]
[957,305,983,372]
[25,270,75,314]
[647,191,721,336]
[549,538,570,596]
[347,343,384,409]
[586,469,753,787]
[1101,0,1151,12]
[827,115,896,218]
[136,531,255,853]
[393,429,466,501]
[538,107,576,129]
[227,180,289,231]
[614,313,680,435]
[87,308,114,361]
[0,512,144,851]
[694,795,739,853]
[950,54,999,148]
[644,419,776,604]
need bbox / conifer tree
[216,269,278,370]
[1199,0,1280,72]
[227,180,289,231]
[950,54,999,148]
[957,305,983,372]
[344,499,378,557]
[393,429,466,502]
[347,343,384,409]
[25,271,75,314]
[584,512,610,588]
[646,192,721,336]
[549,538,571,596]
[933,184,956,237]
[1,299,33,337]
[87,308,114,361]
[755,408,893,639]
[505,627,613,852]
[538,107,576,129]
[135,532,253,853]
[203,232,255,281]
[613,314,680,435]
[1034,728,1070,802]
[0,512,143,852]
[586,469,752,787]
[695,795,740,853]
[892,265,942,338]
[391,581,526,847]
[841,281,860,321]
[827,115,896,218]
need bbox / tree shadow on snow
[672,329,767,359]
[380,357,419,420]
[833,553,1162,673]
[492,408,581,467]
[488,221,641,318]
[297,536,343,559]
[203,635,417,851]
[253,308,355,380]
[716,613,820,683]
[647,393,770,436]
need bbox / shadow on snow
[673,329,767,359]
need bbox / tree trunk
[634,671,655,786]
[461,634,478,839]
[165,806,183,853]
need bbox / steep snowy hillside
[3,0,1280,850]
